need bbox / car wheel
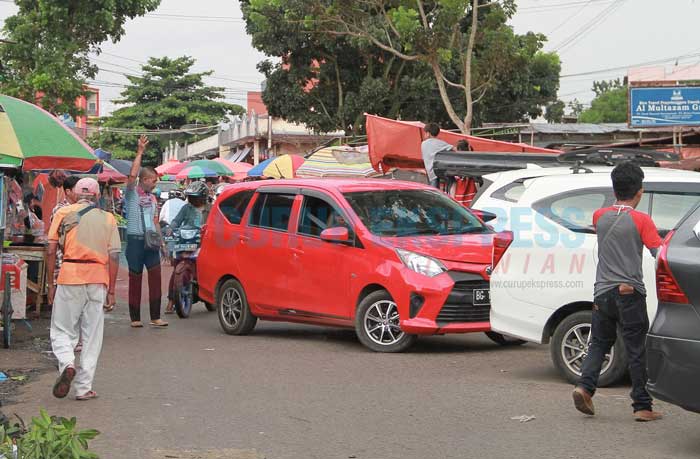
[355,290,416,353]
[485,331,527,346]
[550,310,627,387]
[217,279,257,335]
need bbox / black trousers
[578,288,653,412]
[125,236,162,322]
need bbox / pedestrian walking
[572,161,663,422]
[420,122,454,188]
[125,135,168,328]
[50,175,82,351]
[47,178,120,400]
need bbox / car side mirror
[320,227,350,244]
[694,220,700,242]
[471,209,497,223]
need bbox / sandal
[75,390,98,401]
[74,342,83,353]
[130,321,143,328]
[150,320,168,327]
[164,308,174,315]
[52,366,76,399]
[103,304,115,312]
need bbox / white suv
[472,166,700,386]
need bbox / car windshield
[343,189,488,237]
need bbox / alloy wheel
[221,287,242,327]
[561,323,613,377]
[363,300,404,346]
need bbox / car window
[651,193,700,233]
[298,196,349,237]
[343,189,487,237]
[249,193,295,231]
[534,189,612,233]
[219,190,254,225]
[491,181,525,202]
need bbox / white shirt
[159,198,186,225]
[421,137,454,181]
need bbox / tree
[579,79,628,123]
[90,56,245,165]
[568,99,584,118]
[545,100,565,123]
[243,0,456,134]
[241,0,560,135]
[0,0,161,116]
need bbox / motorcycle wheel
[175,282,193,319]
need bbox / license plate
[473,289,490,305]
[175,244,198,252]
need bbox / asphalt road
[10,304,700,459]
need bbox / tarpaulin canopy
[297,147,380,178]
[365,114,561,172]
[0,94,97,171]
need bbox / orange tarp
[365,114,561,172]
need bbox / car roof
[484,166,700,184]
[218,178,433,200]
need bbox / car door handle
[290,248,303,256]
[239,235,251,244]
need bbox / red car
[197,179,514,352]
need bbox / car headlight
[180,229,199,240]
[396,249,446,277]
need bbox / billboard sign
[630,86,700,127]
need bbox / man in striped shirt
[125,136,168,328]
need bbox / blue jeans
[578,288,653,412]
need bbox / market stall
[0,94,98,341]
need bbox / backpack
[58,205,97,248]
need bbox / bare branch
[434,64,466,90]
[416,1,430,30]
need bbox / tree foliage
[579,79,628,123]
[0,0,161,116]
[89,56,244,165]
[242,0,561,134]
[545,100,565,123]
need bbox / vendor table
[4,244,48,312]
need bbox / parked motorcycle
[165,225,214,318]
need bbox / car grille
[436,272,490,325]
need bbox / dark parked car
[647,201,700,413]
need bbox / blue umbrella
[247,158,275,177]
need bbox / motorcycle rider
[165,181,210,315]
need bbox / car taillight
[656,230,689,304]
[493,231,513,268]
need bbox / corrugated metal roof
[524,123,634,134]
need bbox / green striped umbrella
[187,159,233,176]
[0,94,97,171]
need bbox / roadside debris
[510,415,536,423]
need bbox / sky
[2,0,700,119]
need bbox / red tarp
[365,114,561,172]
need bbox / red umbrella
[156,159,188,176]
[214,158,253,181]
[97,163,127,184]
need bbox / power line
[96,51,262,86]
[547,0,595,35]
[553,0,626,52]
[560,49,700,78]
[518,0,614,13]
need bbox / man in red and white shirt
[572,162,663,422]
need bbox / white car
[473,166,700,386]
